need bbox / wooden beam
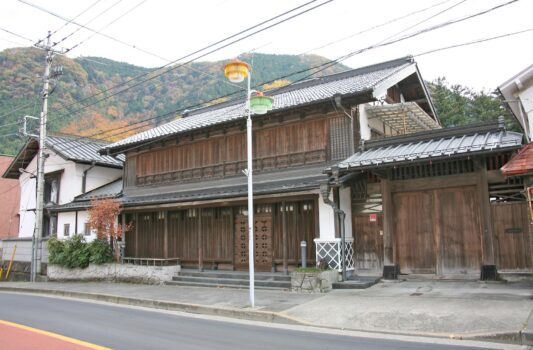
[381,176,394,266]
[476,159,495,265]
[282,201,288,275]
[163,210,169,259]
[135,213,139,258]
[198,208,203,271]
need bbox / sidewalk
[1,279,532,345]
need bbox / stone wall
[48,263,180,284]
[291,270,339,293]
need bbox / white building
[2,134,123,240]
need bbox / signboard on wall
[369,213,377,222]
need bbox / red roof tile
[501,143,533,176]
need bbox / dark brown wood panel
[435,186,482,274]
[135,118,328,186]
[492,202,533,271]
[353,213,383,271]
[201,208,233,262]
[393,191,436,273]
[272,201,317,264]
[136,212,165,258]
[234,212,273,272]
[168,209,198,261]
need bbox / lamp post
[224,59,273,308]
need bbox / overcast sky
[1,0,532,91]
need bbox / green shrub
[47,237,65,265]
[88,239,112,264]
[47,235,112,269]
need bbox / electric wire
[44,0,333,124]
[0,26,35,43]
[17,0,520,154]
[50,0,125,50]
[42,0,323,119]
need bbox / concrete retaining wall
[1,237,48,263]
[291,270,339,293]
[48,263,181,284]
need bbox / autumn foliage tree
[60,112,142,141]
[88,198,129,261]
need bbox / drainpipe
[320,179,347,282]
[82,162,96,194]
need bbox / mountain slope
[0,48,348,155]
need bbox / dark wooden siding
[134,118,328,186]
[492,202,533,271]
[168,209,199,262]
[353,213,383,270]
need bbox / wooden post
[134,213,139,258]
[282,201,288,275]
[163,210,168,259]
[476,158,495,265]
[198,208,203,272]
[121,212,126,260]
[381,176,395,273]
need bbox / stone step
[172,275,291,289]
[332,276,381,290]
[165,280,290,291]
[178,270,291,282]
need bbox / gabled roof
[501,143,533,177]
[332,122,523,172]
[3,134,124,179]
[101,56,433,154]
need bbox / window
[43,215,57,237]
[64,223,70,237]
[84,223,91,236]
[44,172,61,204]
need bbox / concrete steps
[332,276,381,290]
[166,270,292,290]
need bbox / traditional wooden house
[326,121,527,279]
[100,56,440,273]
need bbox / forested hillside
[0,48,347,155]
[0,47,516,156]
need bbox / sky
[0,0,532,91]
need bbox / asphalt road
[0,292,503,350]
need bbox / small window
[84,223,91,236]
[64,223,70,237]
[157,211,165,220]
[186,209,197,218]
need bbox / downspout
[82,162,96,194]
[320,176,347,282]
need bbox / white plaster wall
[75,163,122,194]
[57,210,96,241]
[518,86,533,140]
[318,191,335,240]
[339,186,353,239]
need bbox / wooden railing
[136,149,326,186]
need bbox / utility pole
[30,31,60,282]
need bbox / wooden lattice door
[234,213,272,271]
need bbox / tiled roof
[50,178,122,211]
[3,135,124,179]
[101,56,417,154]
[501,143,533,176]
[334,123,523,171]
[46,135,124,167]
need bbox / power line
[35,0,520,153]
[51,0,125,50]
[299,0,455,55]
[414,27,533,57]
[45,0,332,123]
[40,0,104,47]
[0,26,35,43]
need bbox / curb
[0,286,526,346]
[0,286,303,326]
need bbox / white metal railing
[314,238,354,271]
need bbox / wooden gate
[392,186,482,275]
[352,213,383,271]
[234,213,273,271]
[492,202,533,271]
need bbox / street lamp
[223,59,273,308]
